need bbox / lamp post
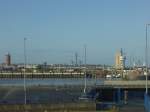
[145,24,150,94]
[24,38,27,104]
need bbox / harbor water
[0,78,97,104]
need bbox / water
[0,78,98,104]
[0,86,84,104]
[0,78,101,86]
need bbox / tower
[115,49,126,69]
[115,51,121,69]
[75,52,78,66]
[5,53,11,66]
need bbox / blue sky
[0,0,150,65]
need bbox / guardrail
[0,72,85,78]
[0,72,84,75]
[144,93,150,112]
[96,80,150,88]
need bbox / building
[115,49,126,69]
[5,53,11,66]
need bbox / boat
[79,45,93,101]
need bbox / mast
[84,45,87,94]
[24,37,27,105]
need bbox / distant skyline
[0,0,150,65]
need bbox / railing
[0,72,85,79]
[96,80,150,88]
[144,93,150,112]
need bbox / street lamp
[145,24,150,94]
[24,38,27,104]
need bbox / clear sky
[0,0,150,65]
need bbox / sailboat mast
[84,45,87,94]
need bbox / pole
[24,38,27,104]
[146,24,150,94]
[117,88,121,105]
[84,45,87,94]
